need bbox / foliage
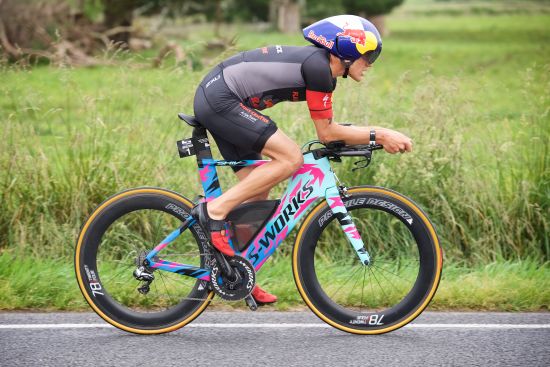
[303,0,346,22]
[1,4,549,310]
[1,13,549,265]
[0,0,105,65]
[229,0,271,22]
[342,0,405,16]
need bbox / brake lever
[352,151,372,171]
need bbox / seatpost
[192,126,213,162]
[192,126,223,201]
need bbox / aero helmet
[303,15,382,77]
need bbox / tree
[342,0,404,35]
[230,0,270,22]
[0,0,102,65]
[270,0,303,34]
[100,0,189,46]
[342,0,404,16]
[102,0,136,45]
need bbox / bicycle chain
[132,251,256,304]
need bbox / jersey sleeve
[302,50,336,120]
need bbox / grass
[0,253,547,311]
[0,3,549,310]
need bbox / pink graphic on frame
[199,165,211,182]
[329,196,344,210]
[291,164,325,186]
[344,226,361,239]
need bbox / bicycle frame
[145,127,371,280]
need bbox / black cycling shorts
[193,66,278,171]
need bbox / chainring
[210,255,256,301]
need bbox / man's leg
[232,165,277,304]
[234,167,269,201]
[206,129,303,220]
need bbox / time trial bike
[75,113,443,335]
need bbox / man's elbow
[313,120,335,143]
[317,131,335,144]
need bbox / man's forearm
[313,118,387,145]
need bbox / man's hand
[376,128,413,154]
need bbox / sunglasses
[362,47,382,65]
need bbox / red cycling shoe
[251,284,277,304]
[191,203,235,257]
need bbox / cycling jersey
[193,45,336,170]
[220,45,336,119]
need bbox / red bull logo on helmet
[307,30,335,49]
[336,28,367,46]
[336,26,378,55]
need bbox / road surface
[1,311,548,366]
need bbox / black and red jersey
[218,45,337,120]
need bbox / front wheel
[293,186,442,334]
[75,187,214,334]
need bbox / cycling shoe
[191,202,235,257]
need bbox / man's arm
[312,118,413,154]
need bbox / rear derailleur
[133,251,158,294]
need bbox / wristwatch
[369,130,376,145]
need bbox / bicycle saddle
[178,113,202,127]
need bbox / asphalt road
[1,311,549,366]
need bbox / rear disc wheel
[75,188,214,334]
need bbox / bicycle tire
[75,187,214,334]
[292,186,442,334]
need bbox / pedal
[245,295,258,311]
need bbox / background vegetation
[0,0,548,310]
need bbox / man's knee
[262,130,303,172]
[277,143,303,174]
[286,151,304,172]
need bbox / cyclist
[192,15,412,304]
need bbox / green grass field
[0,253,548,311]
[0,1,549,310]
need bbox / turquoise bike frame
[144,134,371,280]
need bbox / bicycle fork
[325,186,371,266]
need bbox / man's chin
[350,74,363,82]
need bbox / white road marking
[0,323,549,330]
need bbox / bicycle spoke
[345,267,365,304]
[371,263,412,282]
[368,265,376,307]
[370,264,402,295]
[98,263,134,285]
[158,271,197,289]
[360,266,367,312]
[157,272,176,307]
[372,259,420,270]
[328,266,362,301]
[368,266,390,305]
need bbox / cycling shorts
[193,66,278,171]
